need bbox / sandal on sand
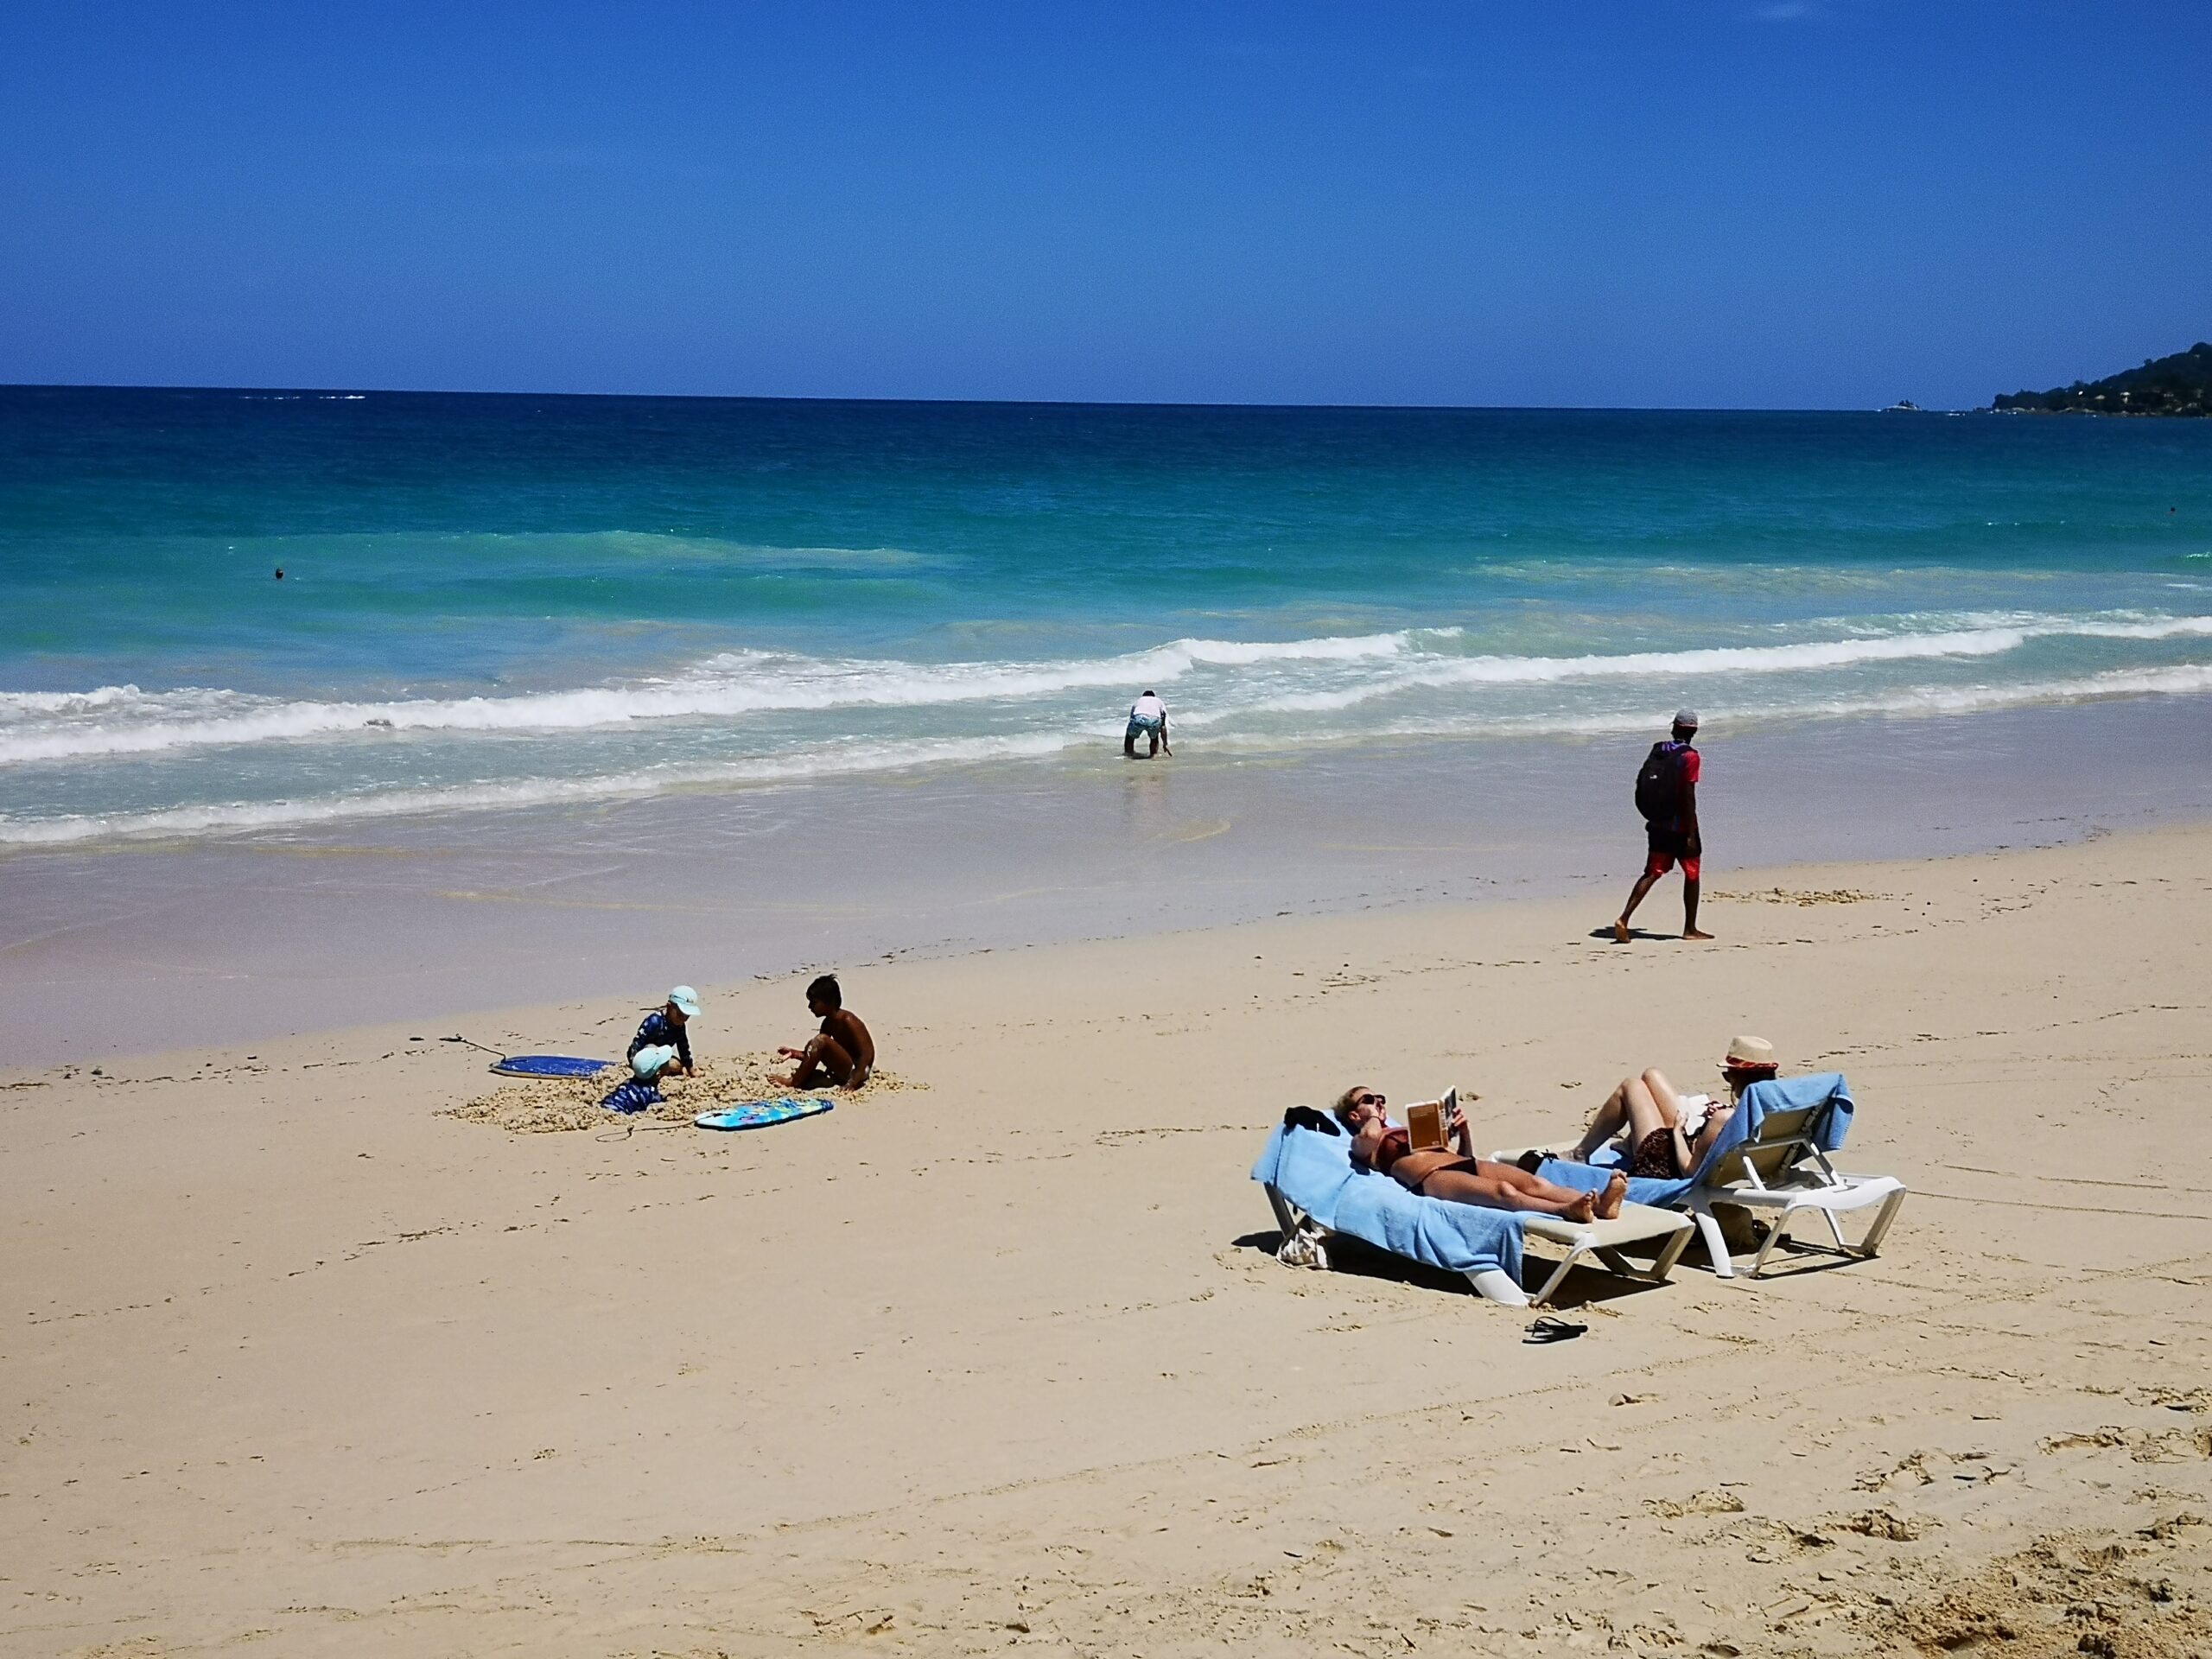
[1524,1317,1586,1344]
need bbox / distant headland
[1993,340,2212,416]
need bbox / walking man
[1613,710,1712,943]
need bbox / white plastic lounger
[1685,1101,1906,1279]
[1520,1205,1695,1304]
[1262,1182,1693,1308]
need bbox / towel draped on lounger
[1250,1122,1524,1283]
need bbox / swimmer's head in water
[806,973,842,1012]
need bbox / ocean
[3,387,2209,849]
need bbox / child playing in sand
[628,986,700,1078]
[1333,1084,1625,1220]
[773,975,874,1090]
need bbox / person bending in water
[773,974,875,1090]
[1564,1034,1779,1179]
[1335,1086,1625,1221]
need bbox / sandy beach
[5,821,2209,1656]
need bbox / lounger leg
[1529,1245,1586,1307]
[1820,1205,1849,1251]
[1691,1204,1736,1279]
[1649,1224,1692,1282]
[1466,1268,1530,1307]
[1748,1205,1796,1277]
[1859,1188,1907,1257]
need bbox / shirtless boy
[774,974,875,1090]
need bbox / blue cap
[632,1044,678,1080]
[668,985,701,1020]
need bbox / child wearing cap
[601,1044,680,1115]
[628,986,699,1078]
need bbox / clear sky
[2,1,2206,409]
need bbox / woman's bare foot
[1595,1171,1628,1220]
[1560,1190,1596,1224]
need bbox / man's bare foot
[1596,1171,1628,1220]
[1683,927,1714,940]
[1611,918,1630,944]
[1561,1191,1597,1224]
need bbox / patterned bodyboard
[693,1097,836,1132]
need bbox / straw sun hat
[1723,1034,1777,1071]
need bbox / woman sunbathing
[1564,1034,1779,1179]
[1335,1086,1626,1221]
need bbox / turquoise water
[2,386,2209,846]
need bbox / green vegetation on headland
[1993,341,2212,416]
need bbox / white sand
[4,827,2210,1656]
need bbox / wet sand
[4,822,2209,1656]
[6,693,2212,1066]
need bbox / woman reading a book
[1334,1086,1625,1221]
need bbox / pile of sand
[444,1052,921,1134]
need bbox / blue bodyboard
[491,1054,612,1078]
[694,1097,836,1132]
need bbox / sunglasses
[1353,1091,1385,1108]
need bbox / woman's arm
[1680,1106,1735,1174]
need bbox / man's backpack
[1634,741,1689,824]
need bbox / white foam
[0,631,1440,764]
[0,728,1084,847]
[2,610,2206,779]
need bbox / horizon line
[0,381,1980,416]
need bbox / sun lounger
[1251,1119,1694,1308]
[1501,1073,1907,1280]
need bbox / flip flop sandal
[1524,1317,1587,1344]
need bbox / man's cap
[668,985,701,1020]
[1673,709,1700,731]
[632,1044,678,1080]
[1723,1034,1777,1070]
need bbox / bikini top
[1370,1127,1412,1175]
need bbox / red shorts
[1645,829,1700,884]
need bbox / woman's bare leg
[774,1034,856,1090]
[1571,1078,1637,1160]
[1417,1166,1615,1223]
[1641,1069,1690,1128]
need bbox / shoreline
[6,691,2212,1066]
[4,823,2209,1654]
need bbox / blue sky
[2,1,2206,407]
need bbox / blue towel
[1535,1072,1856,1207]
[1251,1123,1524,1281]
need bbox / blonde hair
[1332,1084,1371,1128]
